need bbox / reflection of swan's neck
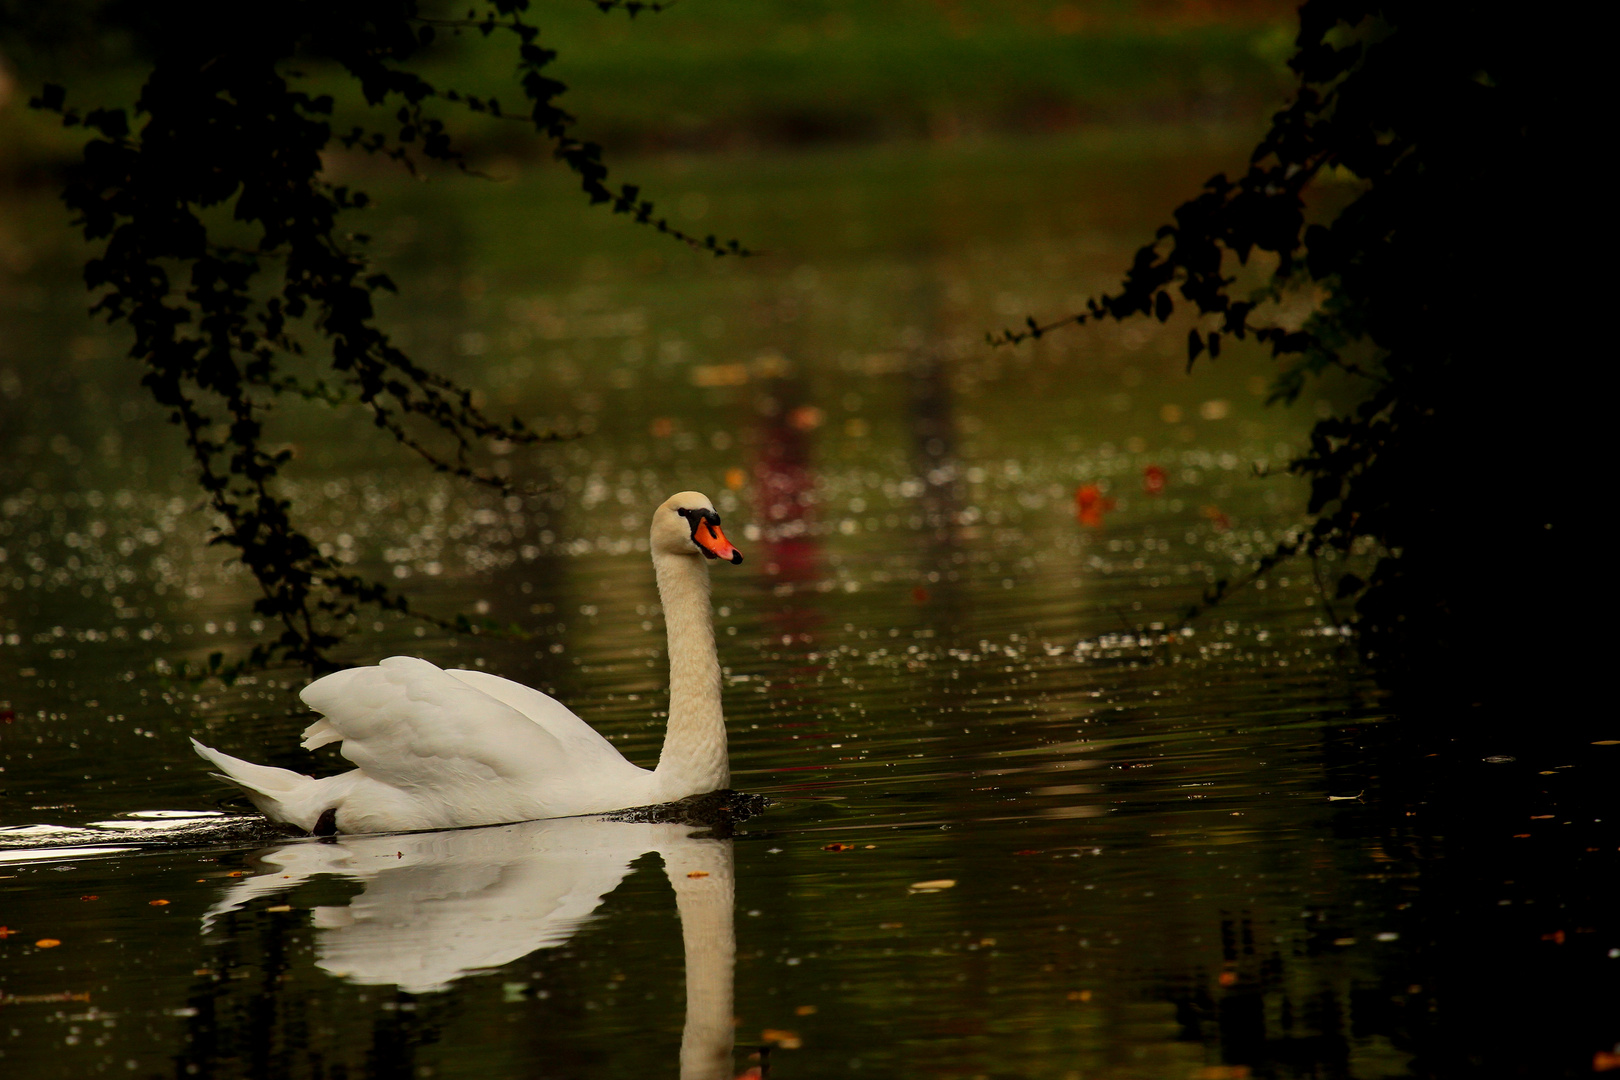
[665,841,735,1080]
[653,552,728,797]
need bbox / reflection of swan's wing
[205,817,696,995]
[314,846,639,993]
[202,840,364,931]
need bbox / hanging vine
[26,1,750,673]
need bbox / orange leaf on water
[1595,1051,1620,1072]
[35,939,61,949]
[149,899,170,907]
[1075,484,1116,527]
[822,843,855,852]
[761,1029,802,1049]
[686,871,710,879]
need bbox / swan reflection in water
[205,812,742,1080]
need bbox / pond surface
[0,130,1614,1078]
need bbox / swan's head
[652,491,744,564]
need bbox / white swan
[191,491,744,834]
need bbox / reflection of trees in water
[751,366,821,610]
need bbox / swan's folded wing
[445,667,626,766]
[299,656,568,793]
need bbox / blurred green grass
[0,0,1298,172]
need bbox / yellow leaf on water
[266,905,292,913]
[908,879,956,892]
[761,1029,801,1049]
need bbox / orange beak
[693,519,743,564]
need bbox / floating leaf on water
[1327,791,1363,801]
[266,905,292,913]
[1482,755,1515,763]
[1332,937,1356,947]
[1593,740,1620,746]
[149,899,170,906]
[79,895,98,901]
[1065,989,1092,1002]
[794,1005,817,1016]
[822,843,855,852]
[1074,485,1116,528]
[908,879,956,892]
[686,871,709,878]
[761,1029,801,1049]
[1218,971,1238,987]
[35,938,61,948]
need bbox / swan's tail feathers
[191,738,327,833]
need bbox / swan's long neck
[653,552,729,797]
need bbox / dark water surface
[1,131,1613,1078]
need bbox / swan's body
[192,492,743,834]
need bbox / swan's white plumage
[193,491,738,834]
